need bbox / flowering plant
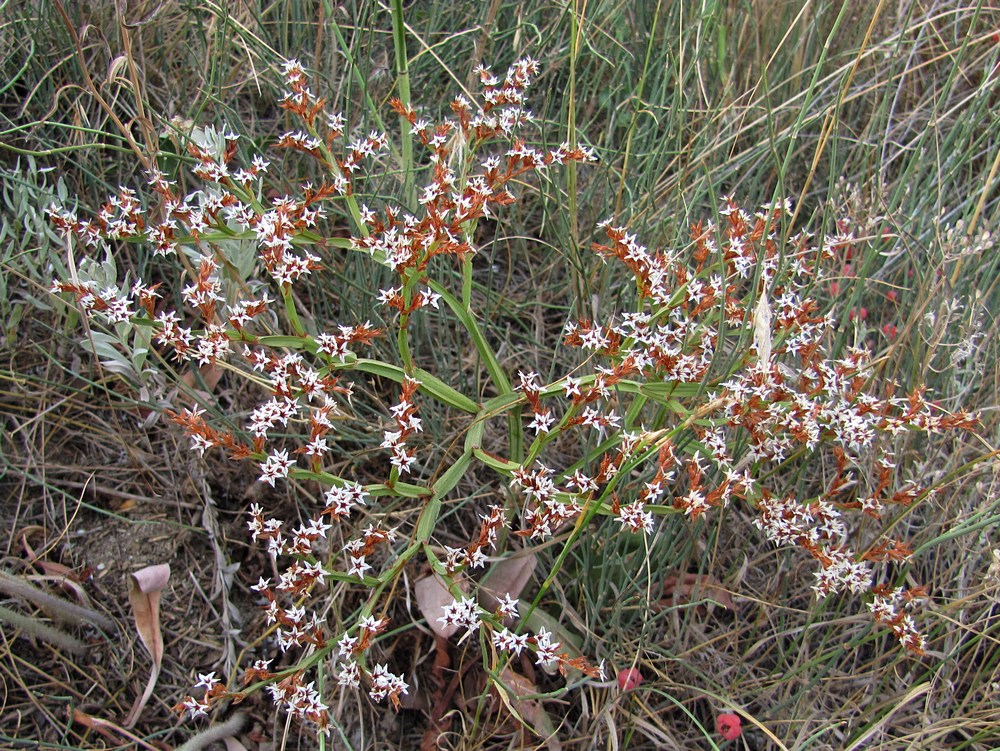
[50,52,977,738]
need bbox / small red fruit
[616,667,643,691]
[716,712,742,741]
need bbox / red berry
[616,667,643,691]
[716,712,742,741]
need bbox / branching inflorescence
[51,54,977,737]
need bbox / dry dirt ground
[0,323,276,747]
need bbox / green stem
[396,268,422,374]
[350,358,479,413]
[397,313,413,374]
[390,0,415,208]
[565,0,586,316]
[462,254,473,310]
[425,278,509,391]
[425,277,523,462]
[281,285,306,336]
[325,9,393,138]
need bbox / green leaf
[352,359,479,414]
[417,450,472,542]
[427,279,511,395]
[640,381,704,402]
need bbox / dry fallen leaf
[478,552,536,614]
[124,563,170,728]
[659,572,736,613]
[414,572,462,638]
[496,667,562,751]
[0,569,113,631]
[181,362,223,395]
[753,289,772,365]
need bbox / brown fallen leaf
[419,635,457,751]
[478,551,536,615]
[659,572,736,614]
[414,572,465,638]
[181,362,223,395]
[124,563,170,728]
[496,666,562,751]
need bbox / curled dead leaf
[124,563,170,728]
